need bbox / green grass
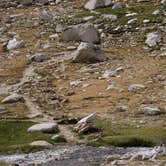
[75,2,162,26]
[52,135,67,143]
[0,120,53,154]
[85,119,166,147]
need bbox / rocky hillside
[0,0,165,165]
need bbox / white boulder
[28,122,58,133]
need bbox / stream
[0,145,164,165]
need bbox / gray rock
[56,0,62,4]
[84,0,112,10]
[143,107,161,116]
[7,38,24,51]
[77,113,96,124]
[21,0,33,6]
[145,32,161,47]
[30,53,50,62]
[102,14,117,22]
[127,18,138,25]
[28,122,58,133]
[56,24,63,33]
[152,9,161,15]
[62,23,100,44]
[128,84,146,92]
[112,2,123,10]
[30,141,52,147]
[115,106,128,112]
[161,0,166,7]
[1,94,24,104]
[72,42,107,63]
[0,106,8,114]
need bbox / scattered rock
[102,14,117,22]
[72,42,107,63]
[161,0,166,7]
[128,84,146,92]
[145,32,161,47]
[0,106,8,114]
[127,18,138,25]
[27,122,58,133]
[84,0,112,10]
[112,2,123,10]
[1,94,24,104]
[30,53,50,62]
[62,23,100,44]
[143,107,161,116]
[7,38,24,51]
[115,106,128,112]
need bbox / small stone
[152,9,161,15]
[2,94,24,104]
[128,84,146,92]
[143,107,161,116]
[127,18,138,25]
[0,106,8,114]
[30,53,50,62]
[112,2,123,10]
[7,38,24,51]
[103,14,117,22]
[67,46,77,51]
[145,32,161,47]
[30,140,52,147]
[115,106,128,112]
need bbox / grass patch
[86,119,166,147]
[0,145,47,155]
[75,2,162,26]
[52,135,67,143]
[0,120,53,154]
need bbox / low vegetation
[0,121,52,154]
[85,119,166,147]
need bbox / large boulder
[27,122,58,133]
[145,32,161,47]
[72,42,108,63]
[62,23,100,44]
[84,0,112,10]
